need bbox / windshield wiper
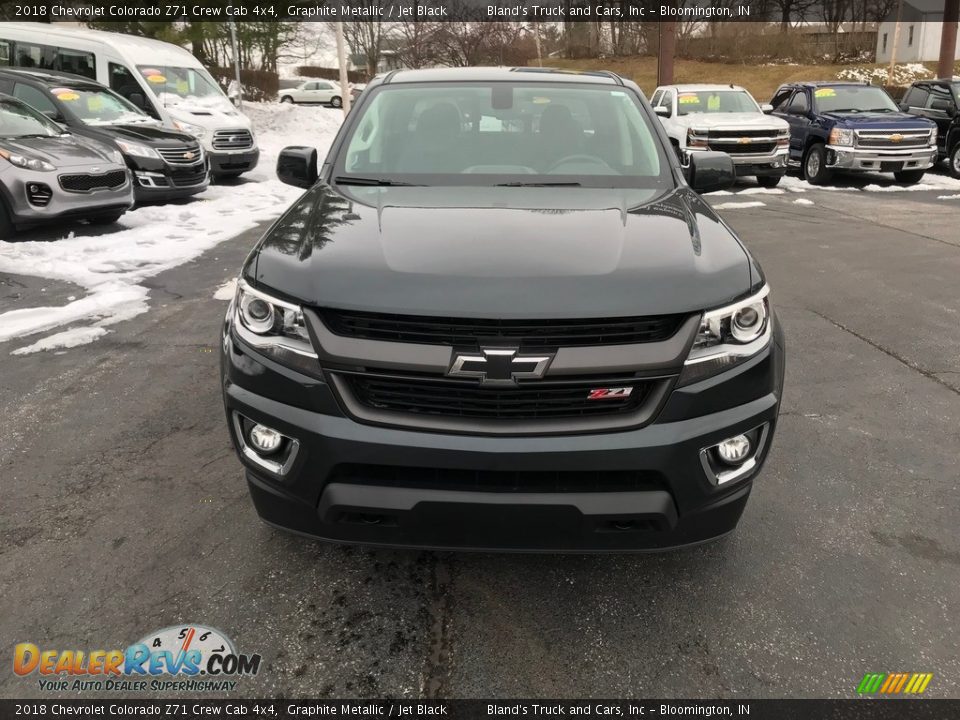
[333,175,421,187]
[827,108,861,113]
[16,133,60,138]
[866,108,894,112]
[495,181,582,187]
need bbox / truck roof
[381,67,624,86]
[660,84,747,92]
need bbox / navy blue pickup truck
[769,81,937,185]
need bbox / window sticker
[146,74,167,84]
[532,97,550,104]
[56,91,80,101]
[678,93,700,105]
[815,88,836,98]
[707,95,721,111]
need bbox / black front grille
[26,182,52,207]
[331,464,662,493]
[157,145,203,165]
[59,170,127,193]
[321,310,686,348]
[170,165,207,187]
[709,142,777,155]
[212,129,253,150]
[708,129,779,139]
[345,374,649,420]
[856,133,929,149]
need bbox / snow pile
[793,198,815,206]
[836,63,932,86]
[712,201,766,210]
[0,103,342,354]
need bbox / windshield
[337,82,670,189]
[814,85,899,113]
[676,90,759,115]
[0,98,63,138]
[51,86,149,126]
[137,65,225,105]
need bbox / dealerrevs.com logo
[14,624,262,692]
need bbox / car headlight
[829,128,854,146]
[231,279,318,374]
[0,148,55,171]
[776,130,789,148]
[929,126,937,144]
[173,120,207,139]
[687,128,709,149]
[109,148,124,164]
[678,285,772,386]
[114,140,159,159]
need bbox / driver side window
[788,91,809,113]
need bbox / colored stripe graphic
[857,672,933,695]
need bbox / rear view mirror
[760,103,774,114]
[277,146,318,189]
[41,109,65,123]
[654,106,671,118]
[687,151,735,194]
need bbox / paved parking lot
[1,175,958,699]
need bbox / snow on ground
[0,103,342,354]
[793,198,815,206]
[937,194,960,200]
[713,201,766,210]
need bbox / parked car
[651,83,790,188]
[899,79,960,179]
[769,81,938,185]
[0,69,209,204]
[221,67,785,552]
[0,23,260,180]
[0,93,133,237]
[279,80,344,108]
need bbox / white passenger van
[0,23,259,178]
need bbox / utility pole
[229,19,242,110]
[657,22,677,86]
[887,0,903,82]
[335,21,351,115]
[937,0,959,79]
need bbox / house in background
[875,0,960,63]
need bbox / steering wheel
[546,154,608,173]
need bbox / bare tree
[343,10,384,77]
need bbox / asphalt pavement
[1,178,958,700]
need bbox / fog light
[716,434,751,465]
[249,424,283,454]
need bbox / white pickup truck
[651,84,790,188]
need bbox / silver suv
[0,94,133,238]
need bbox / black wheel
[280,96,294,104]
[0,202,14,240]
[893,168,925,184]
[948,143,960,179]
[86,212,124,226]
[330,96,342,108]
[756,175,782,188]
[803,143,832,185]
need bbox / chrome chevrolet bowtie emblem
[184,151,196,160]
[448,348,552,384]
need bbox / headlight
[114,140,159,159]
[109,148,124,163]
[232,279,318,374]
[0,148,55,171]
[173,120,207,138]
[829,128,854,146]
[929,126,937,144]
[678,286,772,387]
[687,128,709,149]
[776,130,789,148]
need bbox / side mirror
[277,146,318,188]
[129,92,146,110]
[42,109,65,123]
[654,106,671,118]
[687,151,735,194]
[760,103,774,114]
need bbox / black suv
[0,69,209,203]
[220,68,785,552]
[900,79,960,178]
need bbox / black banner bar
[2,700,960,720]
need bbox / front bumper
[826,144,937,172]
[220,319,785,552]
[2,166,134,227]
[209,149,260,175]
[688,148,788,177]
[131,158,209,203]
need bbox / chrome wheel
[953,148,960,176]
[806,152,820,179]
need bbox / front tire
[330,96,342,108]
[0,202,15,240]
[894,168,925,184]
[803,143,832,185]
[948,143,960,179]
[756,175,782,188]
[280,96,294,104]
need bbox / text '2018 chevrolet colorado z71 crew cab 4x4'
[220,67,785,552]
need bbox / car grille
[708,129,778,139]
[212,129,253,151]
[59,170,127,193]
[157,145,203,166]
[320,310,686,348]
[343,374,650,420]
[709,141,777,155]
[170,165,207,187]
[855,131,929,149]
[331,464,663,494]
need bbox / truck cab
[770,81,937,185]
[900,79,960,178]
[651,83,789,188]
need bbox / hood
[165,100,252,129]
[678,112,789,131]
[83,123,198,147]
[251,184,755,319]
[823,111,935,129]
[1,134,118,168]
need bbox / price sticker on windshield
[815,88,836,98]
[678,94,700,105]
